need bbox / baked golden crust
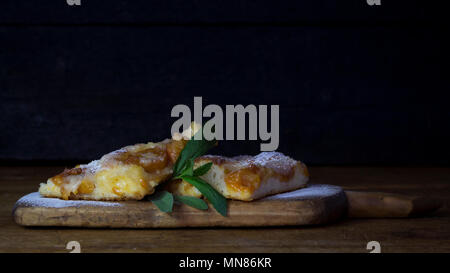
[39,139,186,201]
[197,153,308,181]
[169,152,309,201]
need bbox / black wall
[1,1,449,165]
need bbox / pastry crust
[166,152,309,201]
[39,139,186,201]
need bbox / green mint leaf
[181,175,227,216]
[173,128,216,177]
[193,162,213,177]
[176,158,194,178]
[147,191,174,213]
[174,195,208,210]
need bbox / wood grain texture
[346,191,442,218]
[13,185,347,228]
[1,166,449,253]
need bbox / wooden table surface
[1,166,449,253]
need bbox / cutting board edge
[13,184,347,228]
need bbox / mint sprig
[147,191,174,213]
[172,128,216,177]
[149,127,228,216]
[180,175,227,216]
[193,162,213,177]
[149,190,208,212]
[174,195,208,210]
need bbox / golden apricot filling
[78,180,95,194]
[52,168,83,186]
[116,146,169,172]
[166,140,186,164]
[60,189,71,200]
[139,178,150,191]
[225,169,261,194]
[112,186,123,196]
[139,152,168,172]
[40,139,188,201]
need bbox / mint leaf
[181,175,227,216]
[193,162,213,177]
[173,128,216,177]
[168,125,227,216]
[176,158,194,178]
[174,195,208,210]
[147,191,174,213]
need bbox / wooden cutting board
[13,184,441,228]
[13,184,347,228]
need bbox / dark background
[0,1,448,165]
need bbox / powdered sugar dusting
[17,192,123,208]
[250,152,297,176]
[84,159,102,174]
[263,184,343,200]
[199,152,298,177]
